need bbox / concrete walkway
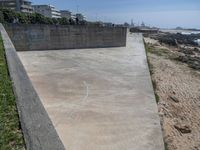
[18,33,164,150]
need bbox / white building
[0,0,33,13]
[60,10,71,19]
[33,5,61,18]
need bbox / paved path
[18,33,164,150]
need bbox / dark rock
[179,49,195,55]
[178,55,200,70]
[193,48,200,53]
[169,96,179,103]
[151,33,200,47]
[174,124,191,134]
[178,55,188,63]
[191,61,200,69]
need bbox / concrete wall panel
[4,24,127,51]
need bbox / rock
[193,47,200,53]
[178,55,188,63]
[179,49,194,55]
[191,61,200,70]
[169,96,179,103]
[178,55,200,70]
[152,33,200,47]
[174,124,191,134]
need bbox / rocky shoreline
[144,34,200,150]
[145,32,200,71]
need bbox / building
[33,5,61,18]
[60,10,71,19]
[0,0,33,13]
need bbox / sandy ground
[145,37,200,150]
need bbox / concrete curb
[0,24,65,150]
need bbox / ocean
[194,39,200,46]
[180,31,200,46]
[181,31,200,35]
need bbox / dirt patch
[145,37,200,150]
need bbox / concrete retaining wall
[0,23,65,150]
[4,24,127,51]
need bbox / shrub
[69,18,75,25]
[0,8,16,23]
[16,12,29,24]
[0,11,4,23]
[52,18,58,25]
[0,8,90,26]
[34,13,48,24]
[58,17,70,25]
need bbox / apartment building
[33,5,61,18]
[60,10,71,19]
[0,0,33,13]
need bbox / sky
[31,0,200,28]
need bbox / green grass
[164,142,169,150]
[145,43,169,57]
[152,80,160,103]
[0,35,25,150]
[144,41,160,103]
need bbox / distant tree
[75,17,79,25]
[58,17,69,25]
[1,8,16,23]
[16,12,29,24]
[0,11,4,23]
[45,17,54,25]
[69,18,75,25]
[52,18,58,25]
[34,13,48,24]
[0,8,92,26]
[29,13,36,24]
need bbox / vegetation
[165,143,169,150]
[0,35,25,150]
[145,43,169,57]
[144,41,160,103]
[0,8,86,25]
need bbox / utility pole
[76,0,79,13]
[76,5,79,13]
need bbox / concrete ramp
[18,33,164,150]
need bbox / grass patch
[0,35,25,149]
[144,41,160,103]
[152,80,160,103]
[164,142,169,150]
[146,44,169,57]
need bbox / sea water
[194,39,200,46]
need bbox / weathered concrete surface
[5,24,127,51]
[18,33,164,150]
[0,24,65,150]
